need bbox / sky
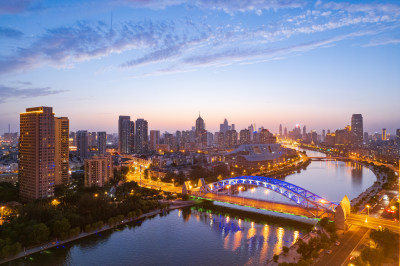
[0,0,399,135]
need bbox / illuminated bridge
[186,176,342,220]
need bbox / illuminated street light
[94,193,98,198]
[365,204,370,222]
[0,206,4,219]
[51,199,60,207]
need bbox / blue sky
[0,0,399,135]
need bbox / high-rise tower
[97,131,107,155]
[55,117,69,185]
[135,119,148,153]
[76,130,89,159]
[351,114,363,146]
[118,116,133,154]
[19,107,55,201]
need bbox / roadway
[347,214,400,233]
[126,171,182,193]
[314,226,369,266]
[194,192,332,219]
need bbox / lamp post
[140,165,143,191]
[366,204,370,222]
[1,206,4,220]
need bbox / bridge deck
[194,192,333,219]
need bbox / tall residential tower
[54,117,69,185]
[19,107,55,201]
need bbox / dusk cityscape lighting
[0,0,399,265]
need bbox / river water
[13,150,376,265]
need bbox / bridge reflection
[188,209,301,265]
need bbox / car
[325,250,332,254]
[335,241,340,246]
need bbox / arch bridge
[188,176,340,219]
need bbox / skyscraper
[76,130,89,159]
[351,114,363,146]
[55,117,69,185]
[220,119,229,133]
[196,115,205,133]
[19,107,55,201]
[150,130,160,151]
[279,124,282,136]
[97,131,107,155]
[382,128,387,141]
[118,116,133,154]
[195,114,206,146]
[135,119,148,153]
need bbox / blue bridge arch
[198,176,339,215]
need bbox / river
[13,150,376,265]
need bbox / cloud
[319,1,400,16]
[0,0,34,14]
[1,1,399,76]
[0,84,67,103]
[0,20,178,74]
[363,37,400,47]
[0,26,23,38]
[122,0,304,13]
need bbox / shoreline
[266,148,386,265]
[0,201,196,264]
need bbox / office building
[55,117,69,185]
[351,114,363,146]
[19,107,55,201]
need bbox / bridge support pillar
[334,195,350,230]
[182,181,191,195]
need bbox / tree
[361,246,383,266]
[29,223,50,244]
[52,218,71,240]
[282,246,289,254]
[370,227,397,255]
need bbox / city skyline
[1,0,399,134]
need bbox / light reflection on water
[16,208,305,266]
[236,150,376,203]
[13,150,376,265]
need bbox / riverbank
[0,200,196,264]
[350,164,387,212]
[257,153,312,179]
[265,147,385,265]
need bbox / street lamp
[0,206,4,219]
[365,204,370,222]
